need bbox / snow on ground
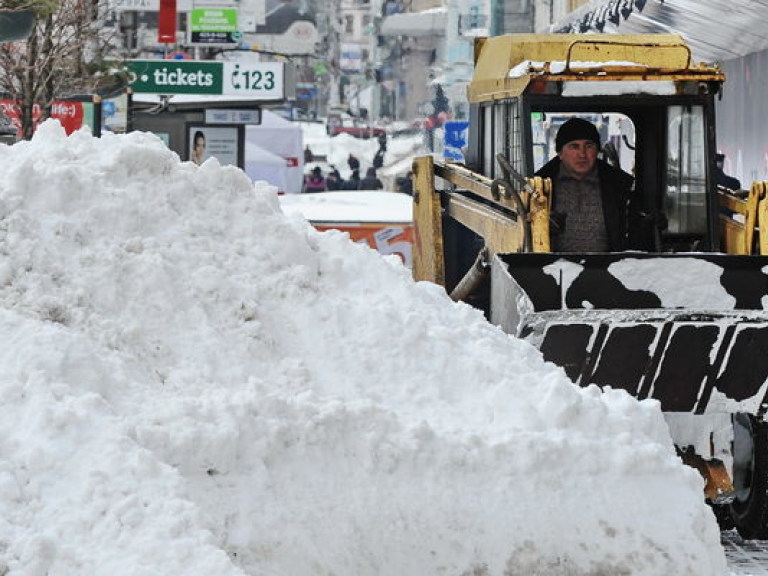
[299,120,431,189]
[0,121,730,575]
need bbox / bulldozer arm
[411,155,552,291]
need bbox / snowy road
[724,531,768,575]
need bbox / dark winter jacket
[359,168,384,190]
[342,176,361,191]
[536,157,637,251]
[716,167,741,191]
[304,174,326,193]
[359,176,384,190]
[373,149,385,169]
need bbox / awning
[380,9,447,37]
[550,0,768,63]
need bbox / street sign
[443,120,469,162]
[205,108,262,124]
[127,60,285,99]
[109,0,192,11]
[111,0,160,10]
[157,0,177,43]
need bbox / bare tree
[0,0,128,139]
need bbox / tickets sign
[127,60,284,99]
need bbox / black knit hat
[556,118,601,152]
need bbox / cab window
[664,105,708,236]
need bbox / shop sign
[127,60,284,99]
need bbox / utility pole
[313,0,341,113]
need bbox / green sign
[314,61,328,76]
[189,8,239,44]
[127,60,285,99]
[128,61,223,95]
[190,8,237,32]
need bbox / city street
[724,531,768,575]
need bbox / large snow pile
[0,122,727,575]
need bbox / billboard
[188,8,240,45]
[188,125,240,167]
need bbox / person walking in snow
[359,167,383,190]
[325,166,343,191]
[342,169,361,190]
[304,166,327,193]
[372,148,385,170]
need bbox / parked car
[326,113,386,139]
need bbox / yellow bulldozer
[412,33,768,538]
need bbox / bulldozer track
[724,530,768,574]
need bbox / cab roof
[468,33,724,103]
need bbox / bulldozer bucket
[490,252,768,415]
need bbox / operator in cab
[535,118,643,252]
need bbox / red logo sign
[0,99,85,137]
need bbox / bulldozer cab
[411,33,768,539]
[463,34,724,254]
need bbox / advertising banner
[188,8,240,45]
[102,93,129,133]
[188,125,240,167]
[0,99,91,137]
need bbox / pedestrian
[326,166,343,191]
[715,152,742,190]
[304,166,327,193]
[342,169,361,190]
[535,117,663,252]
[377,132,387,152]
[304,145,314,163]
[373,148,385,170]
[397,170,414,195]
[359,167,384,190]
[347,153,360,172]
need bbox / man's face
[558,139,598,179]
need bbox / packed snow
[0,120,731,575]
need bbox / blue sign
[444,120,469,161]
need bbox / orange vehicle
[280,191,413,267]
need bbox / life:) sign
[127,60,284,99]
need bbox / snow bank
[0,121,727,575]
